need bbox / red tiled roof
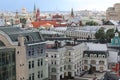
[31,20,67,28]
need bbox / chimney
[18,35,24,46]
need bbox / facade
[83,43,108,72]
[106,3,120,20]
[0,26,48,80]
[0,48,16,80]
[107,28,120,76]
[52,26,99,39]
[46,41,86,80]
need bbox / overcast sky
[0,0,120,11]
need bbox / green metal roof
[0,26,44,42]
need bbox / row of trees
[85,21,98,26]
[95,27,116,43]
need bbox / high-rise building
[106,3,120,20]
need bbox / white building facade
[83,43,108,72]
[46,41,86,80]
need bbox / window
[115,39,118,44]
[69,58,71,62]
[51,55,53,58]
[99,61,104,65]
[84,54,88,57]
[99,54,101,57]
[54,54,56,58]
[46,54,48,57]
[32,48,34,55]
[32,61,34,68]
[60,67,62,71]
[51,68,56,72]
[29,74,31,80]
[32,73,34,80]
[54,61,56,65]
[41,70,43,78]
[69,52,71,56]
[41,49,43,54]
[51,61,53,64]
[38,71,40,78]
[102,55,105,58]
[74,64,76,69]
[64,65,66,70]
[91,60,96,64]
[84,60,88,64]
[94,54,97,57]
[68,65,71,69]
[28,51,31,56]
[41,59,43,66]
[29,61,31,69]
[38,59,40,67]
[90,54,93,57]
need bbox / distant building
[106,3,120,20]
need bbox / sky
[0,0,120,11]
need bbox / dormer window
[94,54,97,57]
[25,35,33,42]
[90,54,93,57]
[98,54,101,58]
[84,54,88,57]
[102,55,105,58]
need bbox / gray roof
[0,26,44,42]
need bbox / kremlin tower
[36,8,40,21]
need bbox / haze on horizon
[0,0,120,11]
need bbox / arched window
[102,55,105,58]
[25,35,33,42]
[0,40,5,47]
[98,54,102,58]
[94,54,97,57]
[90,54,93,57]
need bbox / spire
[33,3,36,20]
[115,27,118,33]
[34,3,36,12]
[71,8,74,17]
[115,27,119,37]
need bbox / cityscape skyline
[0,0,120,11]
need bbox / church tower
[71,8,74,17]
[33,3,36,19]
[115,27,119,37]
[36,8,40,21]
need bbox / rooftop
[0,26,43,42]
[87,43,107,51]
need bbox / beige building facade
[106,3,120,20]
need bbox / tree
[95,27,106,43]
[106,29,114,42]
[86,21,98,26]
